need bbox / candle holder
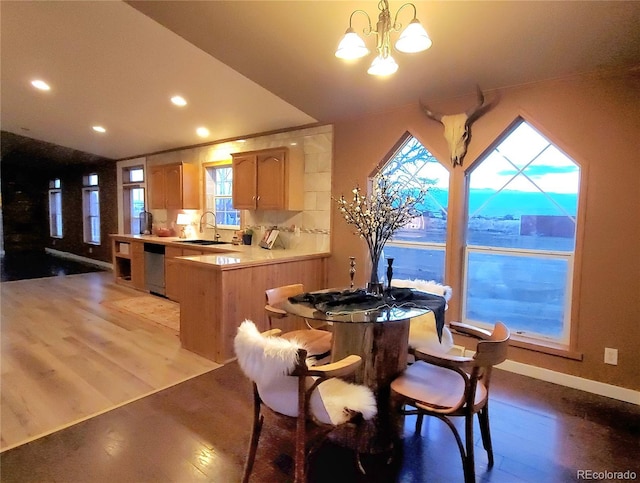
[384,257,395,301]
[349,257,356,289]
[386,257,394,290]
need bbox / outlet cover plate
[604,347,618,365]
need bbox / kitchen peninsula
[110,234,329,363]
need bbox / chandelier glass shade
[335,28,370,59]
[367,54,399,76]
[335,0,432,76]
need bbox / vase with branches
[336,175,427,291]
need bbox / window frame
[117,158,147,235]
[122,165,146,235]
[203,161,241,230]
[375,132,451,284]
[460,116,585,355]
[82,173,101,245]
[48,178,63,238]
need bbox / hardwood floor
[1,361,638,482]
[1,271,638,481]
[0,272,219,451]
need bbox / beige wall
[330,69,640,391]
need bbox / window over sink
[204,162,240,229]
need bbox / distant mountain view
[422,189,578,219]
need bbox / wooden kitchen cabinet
[179,255,328,363]
[130,241,145,290]
[232,147,303,210]
[149,162,199,210]
[112,238,144,290]
[165,246,202,301]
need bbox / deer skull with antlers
[420,86,489,167]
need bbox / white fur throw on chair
[392,279,452,302]
[234,320,377,425]
[391,279,454,353]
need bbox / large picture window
[464,120,580,344]
[83,174,101,245]
[378,135,449,283]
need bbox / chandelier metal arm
[348,9,374,37]
[392,2,418,31]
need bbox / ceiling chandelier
[335,0,432,76]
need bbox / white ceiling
[2,1,640,161]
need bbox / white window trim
[48,188,63,238]
[462,245,574,345]
[116,157,147,233]
[206,163,240,230]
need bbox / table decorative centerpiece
[336,175,426,294]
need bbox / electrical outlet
[89,247,93,254]
[604,347,618,365]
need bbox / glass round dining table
[272,292,431,454]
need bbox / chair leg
[478,405,494,467]
[294,408,307,483]
[464,413,476,483]
[242,409,263,483]
[434,414,471,483]
[415,413,424,434]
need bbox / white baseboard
[497,358,640,406]
[45,248,113,270]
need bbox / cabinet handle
[256,195,261,201]
[252,196,256,201]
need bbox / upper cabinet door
[232,146,303,211]
[149,165,167,209]
[149,163,199,210]
[232,154,258,209]
[256,151,286,210]
[164,164,183,210]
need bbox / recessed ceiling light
[31,80,50,91]
[171,95,187,106]
[196,127,209,138]
[92,126,106,133]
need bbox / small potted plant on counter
[242,228,253,246]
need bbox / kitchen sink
[179,239,229,245]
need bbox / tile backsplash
[148,124,333,251]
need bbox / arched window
[378,135,449,282]
[464,119,580,344]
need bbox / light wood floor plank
[0,272,220,451]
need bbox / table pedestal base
[330,319,409,453]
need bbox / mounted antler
[466,85,486,122]
[420,85,489,167]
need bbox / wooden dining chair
[390,321,510,483]
[234,320,377,483]
[265,283,332,362]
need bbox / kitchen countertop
[109,234,330,270]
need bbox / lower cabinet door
[165,252,181,302]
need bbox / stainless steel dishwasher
[144,243,165,295]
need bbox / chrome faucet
[199,211,219,240]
